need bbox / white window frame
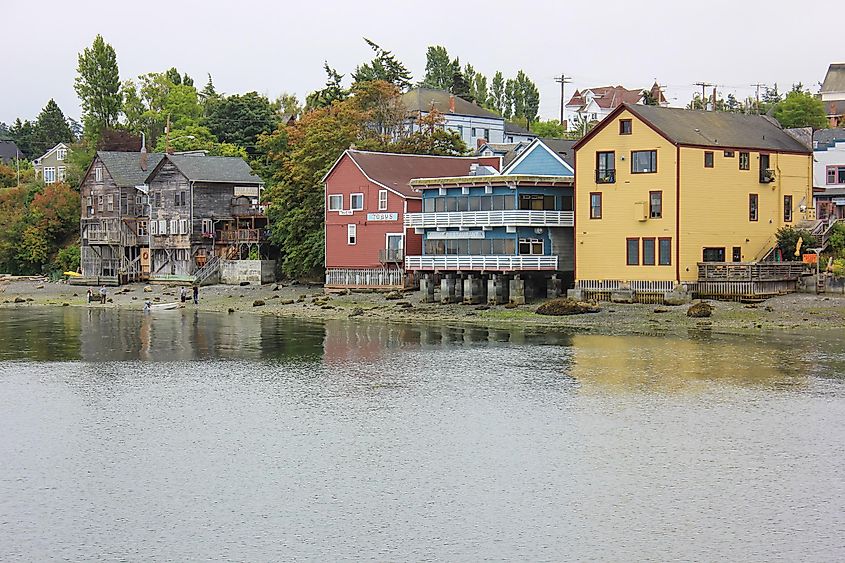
[107,194,114,212]
[97,195,104,209]
[347,224,357,245]
[350,193,364,211]
[94,167,103,182]
[180,219,189,235]
[43,167,56,184]
[151,220,159,235]
[57,166,66,181]
[158,219,167,235]
[170,219,179,235]
[137,221,148,237]
[328,194,343,211]
[377,189,388,211]
[202,219,214,236]
[57,149,67,161]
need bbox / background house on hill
[565,82,667,128]
[402,88,507,147]
[820,63,845,127]
[504,121,537,144]
[323,149,500,290]
[0,140,21,165]
[32,142,71,184]
[814,128,845,220]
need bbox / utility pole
[693,82,713,110]
[750,83,765,114]
[554,74,572,127]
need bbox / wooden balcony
[216,229,268,244]
[404,210,573,228]
[697,261,805,282]
[405,255,558,272]
[231,203,266,217]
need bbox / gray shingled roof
[814,128,845,149]
[402,88,501,120]
[97,151,166,187]
[625,104,811,153]
[0,140,20,164]
[166,154,262,184]
[821,63,845,94]
[504,121,537,137]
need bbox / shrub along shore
[3,279,845,338]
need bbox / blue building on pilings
[405,139,576,304]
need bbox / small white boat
[144,301,180,311]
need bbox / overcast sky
[2,0,840,126]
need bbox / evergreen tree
[420,45,452,90]
[472,73,489,108]
[352,38,412,90]
[306,63,349,110]
[206,91,279,153]
[74,34,122,139]
[450,58,473,102]
[503,79,515,119]
[9,119,36,158]
[199,74,221,118]
[490,71,505,114]
[31,99,74,156]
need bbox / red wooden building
[324,150,499,289]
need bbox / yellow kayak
[64,271,82,277]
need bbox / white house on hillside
[402,88,507,148]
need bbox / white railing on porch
[404,210,574,228]
[576,279,676,293]
[325,268,407,288]
[405,255,558,271]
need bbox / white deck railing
[404,210,574,228]
[405,255,558,271]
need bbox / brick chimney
[449,94,455,113]
[140,132,148,171]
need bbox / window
[649,191,662,219]
[732,246,742,262]
[97,195,104,209]
[702,247,726,262]
[626,238,639,265]
[153,192,161,208]
[170,219,179,235]
[158,219,166,235]
[180,219,189,235]
[642,238,656,265]
[350,193,364,211]
[826,166,845,185]
[631,150,657,173]
[328,194,343,211]
[784,195,793,222]
[202,219,213,235]
[456,125,464,138]
[378,190,388,211]
[658,238,671,265]
[107,194,114,212]
[724,151,735,158]
[749,193,759,221]
[95,167,103,182]
[150,220,158,235]
[43,167,56,184]
[472,127,478,137]
[57,166,66,181]
[519,194,555,211]
[759,153,771,182]
[518,238,544,255]
[347,224,357,245]
[704,151,714,168]
[57,149,67,161]
[590,192,602,219]
[739,152,750,170]
[175,191,187,206]
[423,197,434,213]
[619,119,632,135]
[137,221,148,237]
[484,128,490,140]
[596,151,615,183]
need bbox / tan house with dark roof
[821,63,845,127]
[33,142,71,184]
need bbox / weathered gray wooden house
[78,148,267,285]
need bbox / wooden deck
[697,262,805,282]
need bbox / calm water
[1,308,845,561]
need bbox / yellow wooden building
[573,103,813,299]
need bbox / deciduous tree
[773,88,827,129]
[420,46,452,90]
[74,35,122,140]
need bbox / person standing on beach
[192,285,199,305]
[180,287,187,303]
[99,285,107,304]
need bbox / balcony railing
[405,255,558,271]
[231,203,266,217]
[404,210,573,228]
[697,261,805,282]
[216,229,268,244]
[759,169,776,183]
[379,249,404,263]
[596,169,616,184]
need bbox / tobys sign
[366,212,398,221]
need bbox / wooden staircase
[193,254,221,286]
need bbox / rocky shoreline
[2,278,845,337]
